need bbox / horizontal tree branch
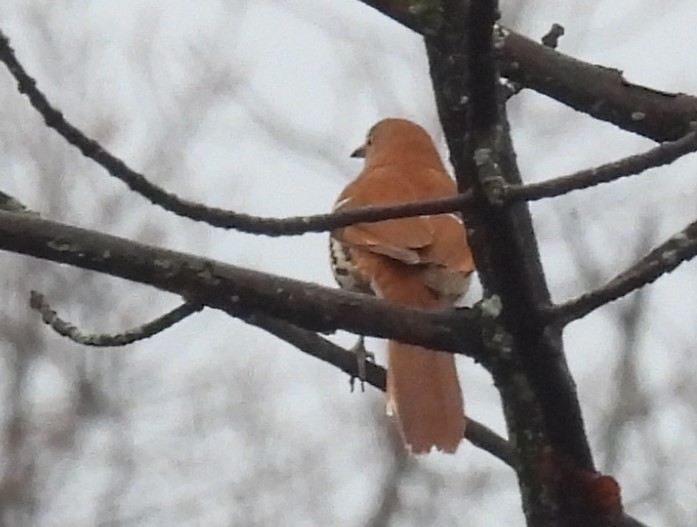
[506,128,697,202]
[548,218,697,324]
[0,210,486,361]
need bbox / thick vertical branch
[424,2,550,526]
[423,1,613,526]
[437,0,593,470]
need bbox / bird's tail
[387,341,465,454]
[356,254,465,454]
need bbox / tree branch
[505,128,697,202]
[0,211,485,360]
[469,0,594,470]
[499,28,697,143]
[464,418,517,469]
[0,29,475,236]
[16,226,511,465]
[547,218,697,324]
[355,0,440,35]
[28,292,203,346]
[250,313,388,388]
[248,313,516,467]
[464,3,594,525]
[356,3,697,143]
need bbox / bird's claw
[349,336,375,392]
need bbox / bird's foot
[348,336,375,393]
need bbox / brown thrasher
[329,118,474,454]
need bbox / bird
[329,118,474,454]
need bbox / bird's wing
[336,167,472,272]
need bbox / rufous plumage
[330,118,474,454]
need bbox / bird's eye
[366,126,377,146]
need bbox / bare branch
[0,29,473,236]
[464,418,517,469]
[355,1,438,35]
[499,29,697,143]
[462,2,594,523]
[506,129,697,202]
[548,219,697,324]
[248,314,388,392]
[0,211,485,360]
[504,24,566,100]
[28,292,202,346]
[248,313,516,467]
[0,190,37,216]
[354,5,697,143]
[467,1,500,133]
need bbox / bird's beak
[350,144,366,158]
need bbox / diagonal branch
[29,292,203,346]
[355,0,439,34]
[547,218,697,324]
[0,29,473,236]
[464,418,517,469]
[246,313,516,467]
[356,2,697,143]
[499,28,697,143]
[506,129,697,202]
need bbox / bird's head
[351,118,442,168]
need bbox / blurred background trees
[0,1,695,525]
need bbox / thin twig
[547,218,697,324]
[506,129,697,202]
[29,292,203,346]
[0,30,472,236]
[246,313,516,467]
